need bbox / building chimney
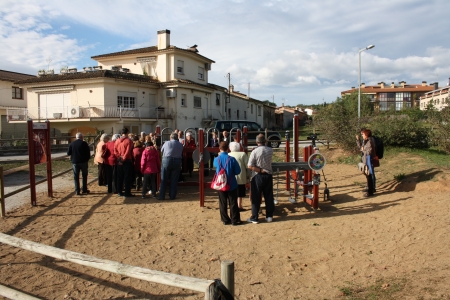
[448,78,450,86]
[229,84,234,93]
[157,29,170,50]
[282,103,284,107]
[379,82,385,88]
[434,82,439,90]
[361,83,365,88]
[400,81,406,87]
[391,82,395,88]
[422,81,427,86]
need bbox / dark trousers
[250,173,275,220]
[186,157,194,176]
[135,171,143,190]
[112,165,118,193]
[159,157,182,200]
[104,164,113,193]
[142,173,157,197]
[366,174,375,194]
[72,162,88,193]
[218,188,240,224]
[117,160,133,196]
[97,163,106,186]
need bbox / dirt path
[1,150,450,299]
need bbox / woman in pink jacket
[140,141,161,199]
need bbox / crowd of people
[66,126,380,228]
[67,129,277,226]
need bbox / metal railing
[7,106,167,121]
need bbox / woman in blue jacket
[213,141,241,225]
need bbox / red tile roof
[0,70,35,82]
[341,84,435,94]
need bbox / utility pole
[225,73,231,120]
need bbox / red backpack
[211,157,231,191]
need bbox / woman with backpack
[360,129,376,197]
[213,141,242,225]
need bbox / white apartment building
[8,30,271,137]
[0,70,35,138]
[419,81,450,111]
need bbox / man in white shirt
[247,134,274,224]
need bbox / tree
[313,91,373,152]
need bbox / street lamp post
[358,44,375,118]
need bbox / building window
[12,87,23,99]
[117,92,136,109]
[181,94,187,107]
[216,93,220,105]
[258,106,261,116]
[251,104,253,114]
[198,67,204,80]
[194,96,201,108]
[244,111,247,119]
[228,108,231,119]
[177,60,184,74]
[237,110,240,119]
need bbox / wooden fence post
[221,260,234,297]
[0,166,4,217]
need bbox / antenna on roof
[46,57,52,71]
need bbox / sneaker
[148,191,152,195]
[274,199,279,205]
[265,217,273,223]
[246,218,259,224]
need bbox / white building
[419,81,450,111]
[0,70,35,138]
[9,29,272,136]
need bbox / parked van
[211,120,282,148]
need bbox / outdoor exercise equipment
[155,114,329,209]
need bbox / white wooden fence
[0,232,219,299]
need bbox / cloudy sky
[1,0,450,106]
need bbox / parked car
[211,120,282,148]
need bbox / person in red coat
[182,132,196,176]
[114,128,134,197]
[133,140,144,191]
[103,135,118,193]
[140,141,161,198]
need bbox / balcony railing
[7,106,168,121]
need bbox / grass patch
[385,147,450,170]
[339,277,407,299]
[0,162,25,171]
[338,154,360,165]
[393,173,406,182]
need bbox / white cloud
[1,0,450,105]
[0,1,88,72]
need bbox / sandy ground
[1,149,450,300]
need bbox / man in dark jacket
[67,132,91,195]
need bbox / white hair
[229,142,241,152]
[76,132,83,139]
[100,133,109,142]
[112,133,121,141]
